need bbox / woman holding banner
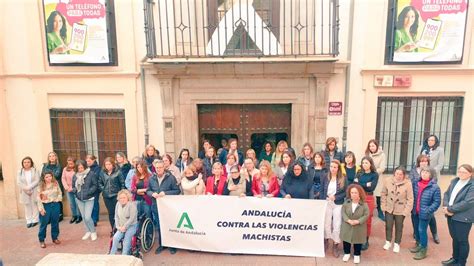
[341,184,369,264]
[320,160,347,258]
[252,160,279,197]
[206,162,227,195]
[223,165,252,196]
[280,162,313,200]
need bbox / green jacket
[47,32,67,53]
[340,199,369,244]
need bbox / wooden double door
[198,104,291,155]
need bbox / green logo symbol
[177,212,194,230]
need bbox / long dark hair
[365,139,380,155]
[46,11,67,41]
[421,134,440,154]
[396,6,419,39]
[360,156,377,173]
[21,156,35,169]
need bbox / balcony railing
[143,0,339,59]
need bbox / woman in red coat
[206,162,227,195]
[252,160,280,197]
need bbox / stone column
[314,75,330,150]
[158,78,176,158]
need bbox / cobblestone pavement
[1,177,473,265]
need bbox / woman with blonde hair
[142,144,161,171]
[271,140,288,168]
[252,160,279,197]
[17,156,41,228]
[109,189,138,255]
[181,165,206,195]
[245,149,259,168]
[240,158,260,182]
[205,162,227,195]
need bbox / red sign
[393,75,412,87]
[328,102,343,116]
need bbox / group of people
[16,135,473,265]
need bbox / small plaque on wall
[328,102,343,116]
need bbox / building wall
[0,0,147,219]
[346,1,474,166]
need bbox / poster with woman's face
[388,0,468,63]
[43,0,116,65]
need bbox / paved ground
[1,176,473,265]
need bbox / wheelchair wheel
[140,217,155,253]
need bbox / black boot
[433,233,440,244]
[361,237,369,250]
[70,216,76,224]
[75,216,82,224]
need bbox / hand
[206,192,213,195]
[446,211,454,216]
[120,226,127,233]
[158,191,166,197]
[266,194,274,198]
[68,188,73,193]
[367,182,372,187]
[54,45,69,54]
[239,193,246,198]
[40,210,46,216]
[198,173,202,180]
[354,178,359,183]
[152,192,159,199]
[257,194,263,198]
[328,195,335,201]
[284,194,291,199]
[229,184,237,191]
[399,42,417,52]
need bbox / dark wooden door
[198,104,291,155]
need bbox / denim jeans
[92,193,100,223]
[66,191,80,217]
[110,223,138,255]
[137,200,151,219]
[412,214,430,248]
[38,202,60,242]
[75,198,96,233]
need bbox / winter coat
[341,164,360,184]
[16,167,41,204]
[223,176,252,196]
[353,171,379,195]
[99,168,125,199]
[166,165,181,184]
[443,177,474,223]
[251,174,280,197]
[205,175,227,195]
[321,149,344,168]
[341,199,369,244]
[320,175,348,205]
[181,176,206,195]
[369,148,387,197]
[175,158,193,173]
[418,145,445,179]
[203,157,218,182]
[381,177,414,217]
[72,170,98,201]
[412,178,441,220]
[118,162,132,180]
[42,163,63,190]
[296,156,314,171]
[308,167,327,198]
[280,165,313,199]
[146,172,181,207]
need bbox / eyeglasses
[230,172,239,174]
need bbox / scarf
[416,179,430,214]
[75,168,91,193]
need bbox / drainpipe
[342,0,355,153]
[140,57,150,146]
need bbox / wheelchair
[109,211,155,258]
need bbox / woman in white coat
[17,156,41,228]
[366,139,387,221]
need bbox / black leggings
[103,197,117,230]
[343,241,362,256]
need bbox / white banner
[157,195,327,257]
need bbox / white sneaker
[383,241,392,250]
[82,232,91,240]
[91,232,97,241]
[393,243,400,253]
[354,256,360,264]
[342,254,350,262]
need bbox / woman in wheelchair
[109,189,138,255]
[131,160,153,218]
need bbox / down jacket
[412,178,441,220]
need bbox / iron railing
[144,0,339,58]
[375,97,464,174]
[50,109,127,166]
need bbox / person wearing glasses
[223,165,252,197]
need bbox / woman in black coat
[442,164,474,266]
